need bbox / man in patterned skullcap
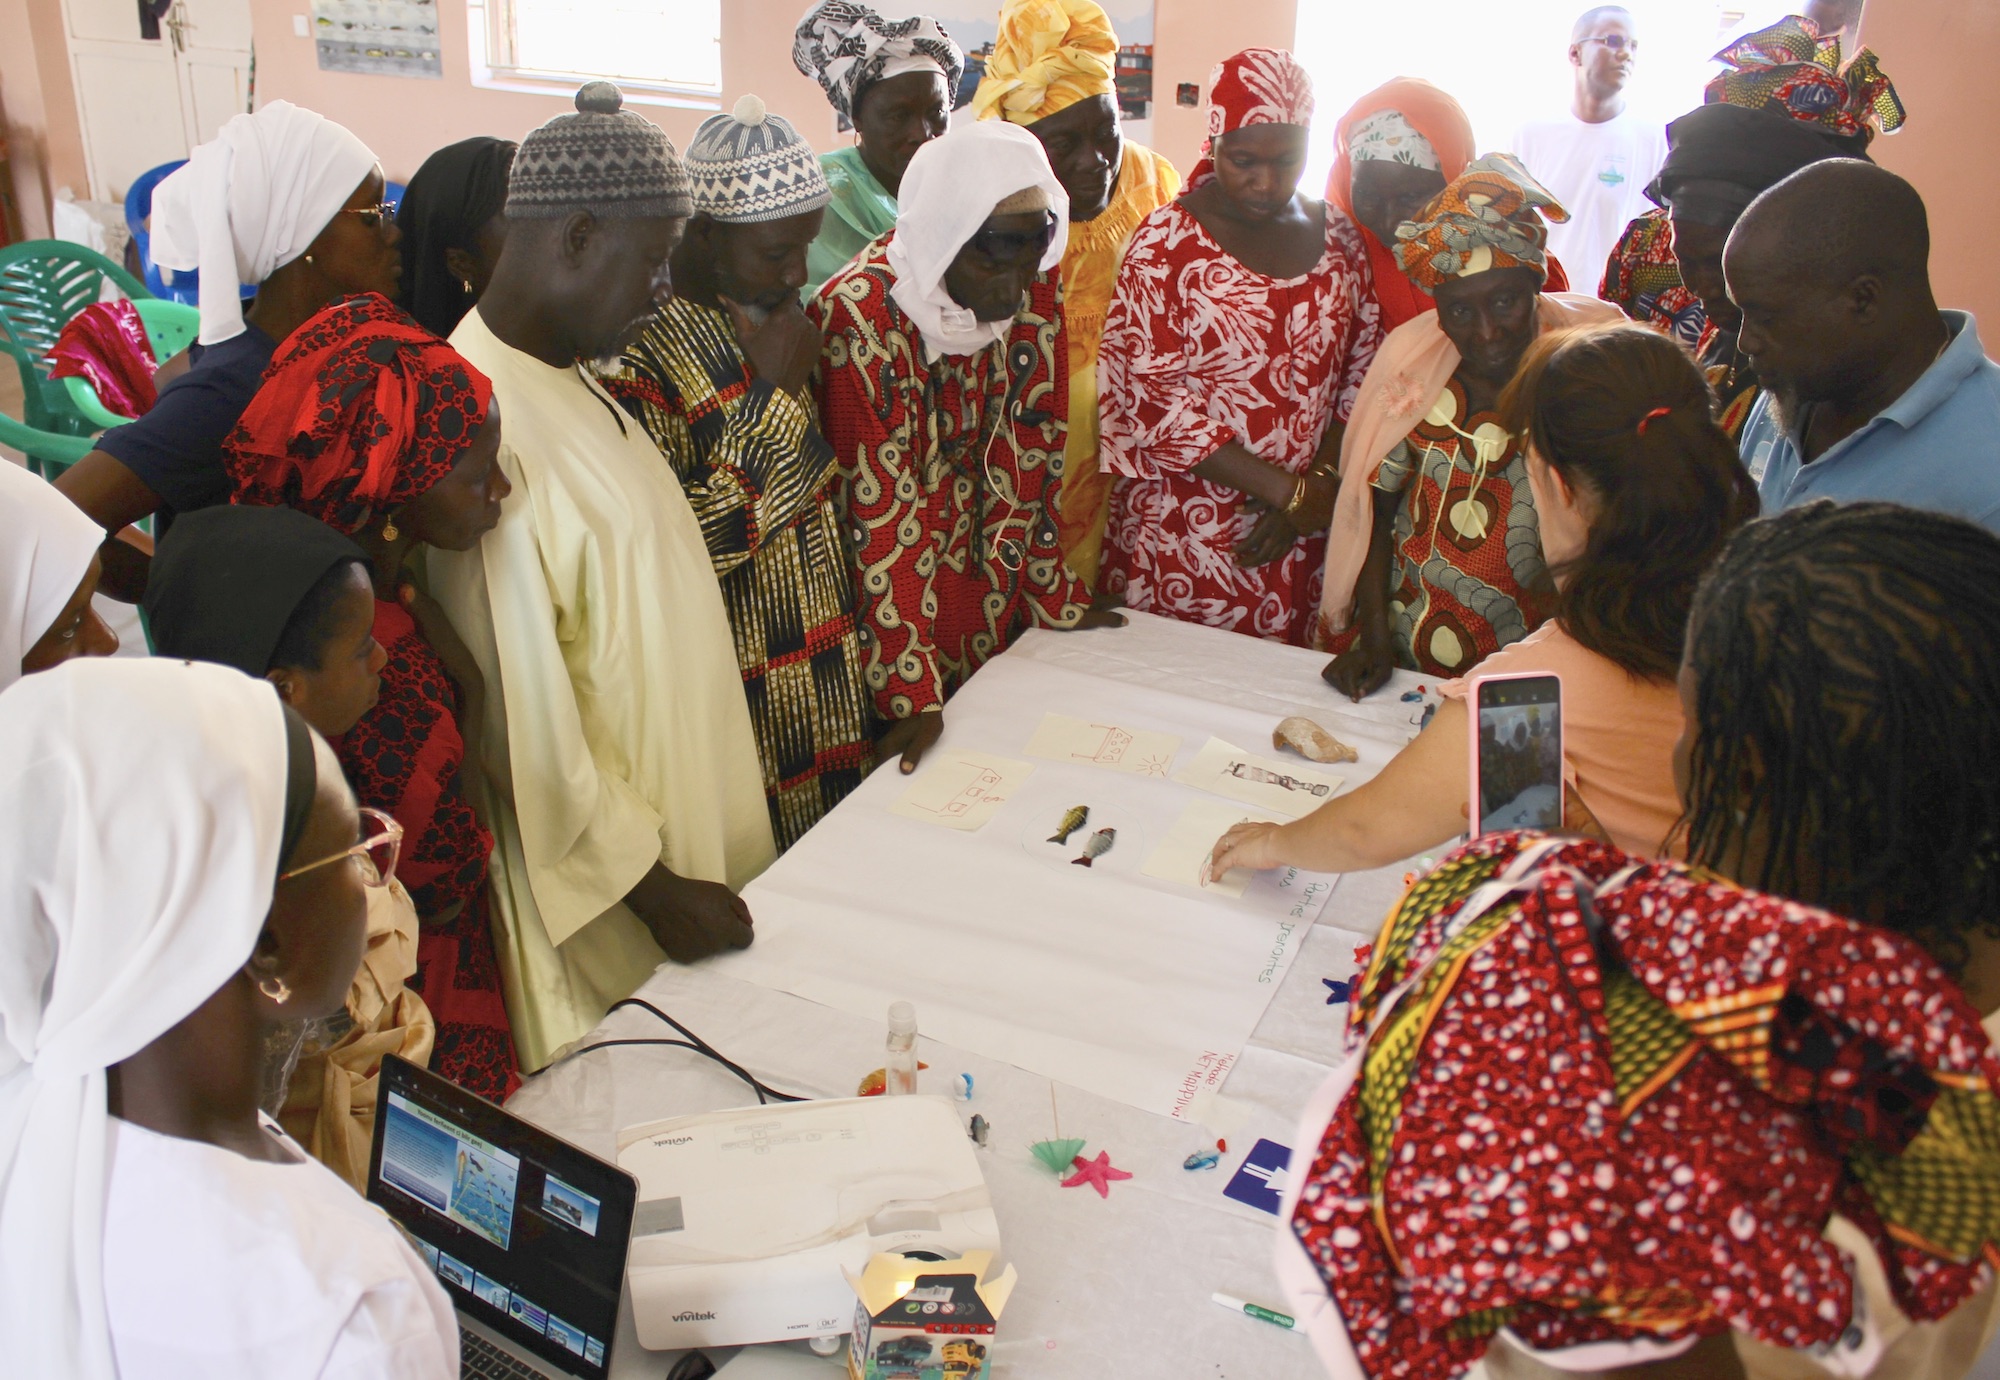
[604,95,873,849]
[426,82,777,1071]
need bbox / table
[507,613,1437,1380]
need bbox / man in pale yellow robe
[972,0,1180,589]
[428,83,776,1070]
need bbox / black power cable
[534,996,807,1105]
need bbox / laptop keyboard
[461,1328,556,1380]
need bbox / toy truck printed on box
[847,1252,1013,1380]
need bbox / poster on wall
[874,0,1157,121]
[312,0,445,79]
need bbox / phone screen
[1474,674,1563,835]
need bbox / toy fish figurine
[1071,827,1117,868]
[1047,804,1090,845]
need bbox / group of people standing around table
[5,0,2000,1376]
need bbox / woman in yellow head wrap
[972,0,1180,589]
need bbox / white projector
[616,1095,1002,1351]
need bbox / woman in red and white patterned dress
[1098,47,1380,646]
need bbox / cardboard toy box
[846,1250,1016,1380]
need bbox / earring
[258,975,293,1005]
[303,253,315,267]
[381,515,400,542]
[460,278,474,292]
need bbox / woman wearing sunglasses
[56,102,403,602]
[0,657,457,1379]
[1098,48,1381,648]
[809,119,1124,775]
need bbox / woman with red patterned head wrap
[1099,47,1382,646]
[225,292,520,1103]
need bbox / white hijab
[886,120,1069,361]
[0,658,290,1380]
[0,462,104,692]
[151,100,378,345]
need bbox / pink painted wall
[242,0,1295,186]
[245,0,833,181]
[1,0,91,239]
[1150,0,1298,173]
[1859,1,2000,330]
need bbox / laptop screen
[368,1055,634,1379]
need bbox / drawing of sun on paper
[888,751,1037,832]
[1024,713,1182,777]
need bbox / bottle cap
[888,1001,917,1035]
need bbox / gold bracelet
[1283,473,1309,516]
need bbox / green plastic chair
[0,239,151,478]
[58,298,201,429]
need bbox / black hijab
[144,505,366,677]
[396,137,517,339]
[1644,103,1870,227]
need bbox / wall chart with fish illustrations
[707,647,1346,1121]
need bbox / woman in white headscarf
[55,101,404,600]
[0,461,118,689]
[806,120,1123,773]
[0,657,457,1379]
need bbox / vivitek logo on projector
[672,1310,717,1322]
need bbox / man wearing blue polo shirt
[1725,160,2000,532]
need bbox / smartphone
[1469,672,1564,836]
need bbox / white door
[169,0,253,148]
[64,0,251,203]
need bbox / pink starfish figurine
[1061,1151,1132,1199]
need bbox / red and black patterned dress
[337,598,518,1100]
[807,236,1089,722]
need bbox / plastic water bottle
[885,1002,918,1095]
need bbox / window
[472,0,721,99]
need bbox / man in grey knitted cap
[427,83,778,1072]
[606,94,875,851]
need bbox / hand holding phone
[1469,672,1564,836]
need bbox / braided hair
[1682,501,2000,975]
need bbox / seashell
[1272,715,1359,764]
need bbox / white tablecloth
[508,613,1439,1379]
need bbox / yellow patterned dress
[610,299,874,850]
[1052,142,1179,589]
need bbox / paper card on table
[1222,1139,1292,1215]
[1173,737,1345,819]
[1143,799,1285,899]
[888,751,1035,832]
[1024,712,1180,777]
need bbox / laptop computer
[367,1054,638,1380]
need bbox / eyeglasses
[966,211,1058,267]
[278,806,404,888]
[1581,33,1638,53]
[340,201,400,230]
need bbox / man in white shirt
[1510,6,1667,294]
